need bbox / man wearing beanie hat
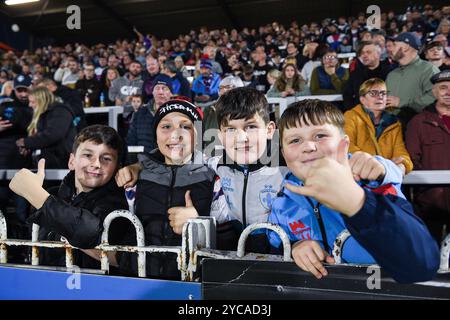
[192,58,220,108]
[386,32,440,128]
[126,73,173,153]
[115,99,215,280]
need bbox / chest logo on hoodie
[259,185,277,210]
[120,86,140,96]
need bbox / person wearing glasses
[310,48,349,95]
[344,78,413,176]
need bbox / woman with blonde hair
[266,68,281,87]
[0,81,14,103]
[16,86,76,168]
[267,63,310,97]
[344,78,413,175]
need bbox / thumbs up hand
[167,190,199,235]
[285,139,366,217]
[9,159,50,209]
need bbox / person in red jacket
[405,70,450,244]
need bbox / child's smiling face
[219,113,275,165]
[281,118,347,180]
[68,141,119,194]
[156,112,195,165]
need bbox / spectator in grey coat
[109,61,143,106]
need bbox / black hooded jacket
[23,102,76,169]
[28,171,130,269]
[118,149,216,280]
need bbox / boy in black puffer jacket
[9,125,130,270]
[116,99,216,280]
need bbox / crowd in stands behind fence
[0,4,448,281]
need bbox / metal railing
[0,209,296,280]
[83,106,123,130]
[2,169,450,183]
[267,95,343,116]
[441,234,450,273]
[0,209,189,279]
[1,165,449,279]
[332,229,352,264]
[0,210,449,281]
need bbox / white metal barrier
[237,222,292,262]
[337,52,357,59]
[332,229,352,264]
[100,210,146,277]
[403,171,450,185]
[441,234,450,273]
[127,146,144,153]
[0,209,190,279]
[267,95,343,116]
[0,210,448,281]
[3,169,449,183]
[332,229,450,273]
[84,106,124,130]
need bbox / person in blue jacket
[268,99,440,283]
[191,59,220,106]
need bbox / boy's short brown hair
[130,94,143,101]
[215,87,270,128]
[278,99,345,145]
[72,125,124,163]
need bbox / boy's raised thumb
[185,190,193,207]
[37,159,46,179]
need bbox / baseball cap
[430,71,450,84]
[393,32,421,51]
[13,74,32,89]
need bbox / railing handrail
[1,210,449,281]
[236,222,292,262]
[2,169,450,184]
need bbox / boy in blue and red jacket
[267,99,440,283]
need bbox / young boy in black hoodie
[9,125,130,269]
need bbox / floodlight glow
[5,0,40,5]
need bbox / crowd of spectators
[0,4,449,257]
[0,5,448,106]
